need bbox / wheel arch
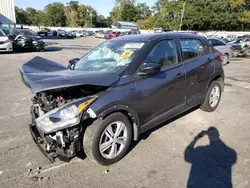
[203,73,224,103]
[211,75,224,92]
[97,105,140,141]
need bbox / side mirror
[138,63,161,76]
[68,58,80,70]
[69,58,80,65]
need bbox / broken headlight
[35,97,96,133]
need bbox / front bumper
[29,124,57,162]
[0,42,13,52]
[14,41,45,51]
[29,106,81,162]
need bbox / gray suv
[20,33,224,166]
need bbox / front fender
[97,105,140,141]
[98,104,139,125]
[87,76,140,140]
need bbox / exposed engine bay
[32,85,106,116]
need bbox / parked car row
[0,28,45,52]
[36,27,95,38]
[95,29,141,40]
[208,35,250,58]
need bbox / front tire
[201,81,222,112]
[83,113,132,166]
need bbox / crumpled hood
[20,56,120,94]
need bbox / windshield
[74,40,145,74]
[18,30,37,36]
[0,29,6,37]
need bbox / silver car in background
[0,29,13,52]
[208,38,233,65]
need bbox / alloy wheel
[99,121,128,159]
[209,85,220,108]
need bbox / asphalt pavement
[0,37,250,188]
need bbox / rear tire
[222,54,229,66]
[246,49,250,56]
[201,81,222,112]
[83,113,132,166]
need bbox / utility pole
[90,12,93,28]
[179,2,186,31]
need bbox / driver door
[134,39,186,131]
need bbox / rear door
[135,39,186,129]
[178,38,214,104]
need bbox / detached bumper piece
[29,124,81,162]
[29,124,56,162]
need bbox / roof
[116,21,137,27]
[113,32,206,42]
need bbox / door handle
[176,73,184,79]
[207,58,212,62]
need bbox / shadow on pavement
[41,36,75,40]
[44,46,62,52]
[184,127,237,188]
[129,107,237,188]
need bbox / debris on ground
[35,171,40,175]
[26,162,32,167]
[38,177,43,181]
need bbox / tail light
[218,52,223,61]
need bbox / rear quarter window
[208,39,226,46]
[180,39,206,61]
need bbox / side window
[215,39,225,46]
[180,39,206,61]
[209,39,225,46]
[145,40,177,68]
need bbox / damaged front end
[20,56,119,162]
[29,89,100,162]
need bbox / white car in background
[0,29,13,52]
[208,38,233,66]
[75,31,84,37]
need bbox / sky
[15,0,156,17]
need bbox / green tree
[106,16,113,27]
[119,2,138,22]
[85,6,98,27]
[109,7,121,22]
[44,3,67,27]
[137,16,153,29]
[136,3,151,20]
[35,10,47,25]
[65,2,80,27]
[15,7,30,25]
[153,0,183,29]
